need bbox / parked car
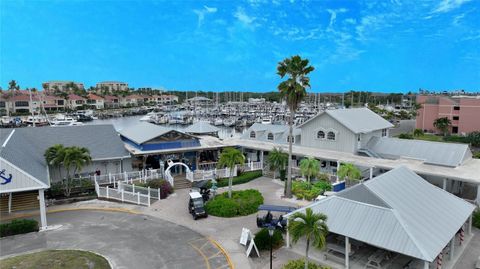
[188,191,208,220]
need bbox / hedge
[292,180,332,201]
[207,170,263,188]
[282,259,330,269]
[205,189,264,217]
[254,228,284,250]
[47,178,95,199]
[473,210,480,229]
[0,219,39,237]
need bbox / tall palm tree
[44,144,66,180]
[433,117,451,136]
[288,208,328,269]
[267,147,288,180]
[8,80,20,91]
[299,157,319,183]
[62,146,92,197]
[217,147,245,198]
[277,55,314,198]
[337,163,361,185]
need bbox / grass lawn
[414,134,444,142]
[0,250,111,269]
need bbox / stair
[0,191,40,213]
[173,175,192,189]
[358,148,383,159]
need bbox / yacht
[51,121,84,127]
[213,118,223,126]
[261,117,272,124]
[223,117,236,127]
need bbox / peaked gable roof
[286,166,475,262]
[119,122,196,145]
[184,121,219,134]
[300,108,393,134]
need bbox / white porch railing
[91,169,163,186]
[95,181,152,206]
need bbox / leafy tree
[299,157,319,183]
[413,128,424,137]
[217,147,245,198]
[337,163,362,184]
[44,145,91,197]
[8,80,20,91]
[433,117,451,136]
[267,147,288,180]
[277,55,314,198]
[288,208,328,269]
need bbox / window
[382,129,387,137]
[57,100,64,105]
[250,131,256,139]
[327,131,336,140]
[287,135,294,143]
[452,126,458,134]
[453,106,460,110]
[267,133,274,140]
[453,116,459,120]
[15,101,29,107]
[317,131,325,139]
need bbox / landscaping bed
[254,228,284,250]
[0,250,111,269]
[207,170,263,188]
[135,179,173,199]
[292,180,332,201]
[282,259,330,269]
[205,189,264,217]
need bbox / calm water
[84,115,247,139]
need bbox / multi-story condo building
[104,95,121,108]
[96,81,129,93]
[42,81,84,92]
[66,94,86,110]
[416,95,480,134]
[86,93,105,109]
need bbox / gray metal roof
[184,121,219,134]
[300,108,394,134]
[118,122,175,144]
[366,137,471,167]
[286,166,475,262]
[0,125,130,186]
[242,123,301,145]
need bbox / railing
[91,169,163,186]
[119,182,161,200]
[187,167,237,182]
[95,181,152,206]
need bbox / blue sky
[1,0,479,93]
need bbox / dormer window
[250,131,256,139]
[317,131,325,139]
[327,132,336,141]
[267,133,274,140]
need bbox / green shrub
[143,179,173,199]
[282,259,330,269]
[0,219,39,237]
[292,180,332,201]
[398,133,413,139]
[279,169,286,181]
[207,170,263,188]
[443,135,469,144]
[205,189,264,217]
[467,131,480,147]
[254,228,284,250]
[473,210,480,229]
[473,152,480,159]
[47,178,95,199]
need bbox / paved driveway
[0,210,214,269]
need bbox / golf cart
[189,191,208,220]
[192,180,211,202]
[256,204,296,230]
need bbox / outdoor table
[365,249,387,269]
[326,243,355,257]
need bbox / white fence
[186,161,264,182]
[91,169,162,186]
[94,181,161,207]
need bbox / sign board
[240,228,250,246]
[246,238,260,258]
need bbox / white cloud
[234,7,256,26]
[193,5,218,27]
[326,8,348,28]
[344,18,357,25]
[432,0,471,14]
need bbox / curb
[209,237,235,269]
[1,207,139,221]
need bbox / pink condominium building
[416,95,480,134]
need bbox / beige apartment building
[42,81,84,92]
[96,81,129,93]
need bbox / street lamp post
[268,225,275,269]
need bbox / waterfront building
[66,94,86,110]
[0,125,132,228]
[153,94,178,105]
[96,81,129,93]
[86,93,105,109]
[42,81,84,92]
[186,96,212,106]
[103,95,121,108]
[416,94,480,134]
[184,121,220,137]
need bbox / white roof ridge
[333,195,392,211]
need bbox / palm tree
[8,80,20,91]
[267,147,288,180]
[277,55,314,198]
[44,144,66,180]
[433,117,451,136]
[217,147,245,198]
[337,163,362,185]
[299,157,319,183]
[288,208,328,269]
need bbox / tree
[288,208,328,269]
[44,145,91,197]
[217,147,245,198]
[337,163,361,185]
[433,117,451,136]
[8,80,20,91]
[267,147,288,180]
[299,157,319,183]
[277,55,314,198]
